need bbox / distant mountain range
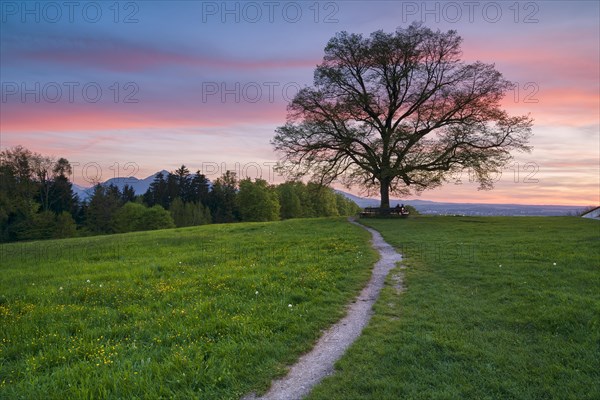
[72,170,169,201]
[336,191,587,217]
[73,170,587,217]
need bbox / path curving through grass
[243,219,402,400]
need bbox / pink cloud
[500,86,599,127]
[0,95,287,133]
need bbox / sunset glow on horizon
[1,1,598,206]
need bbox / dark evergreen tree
[187,171,210,205]
[0,146,39,241]
[86,184,122,233]
[106,184,122,203]
[15,210,55,241]
[173,165,190,199]
[48,175,77,215]
[144,172,168,208]
[121,184,136,203]
[48,158,77,217]
[165,173,179,208]
[32,155,55,212]
[74,201,88,226]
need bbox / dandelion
[99,284,103,288]
[499,264,502,268]
[59,287,63,291]
[255,291,259,295]
[553,262,557,266]
[288,304,293,308]
[86,279,90,283]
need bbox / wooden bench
[360,207,410,218]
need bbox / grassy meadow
[0,218,376,399]
[309,216,600,399]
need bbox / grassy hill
[308,216,600,399]
[3,216,598,399]
[0,218,376,399]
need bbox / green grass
[308,216,600,400]
[0,218,376,399]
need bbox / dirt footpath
[243,219,403,400]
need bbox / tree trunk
[379,179,390,209]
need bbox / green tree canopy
[208,171,239,223]
[237,178,280,222]
[112,203,174,233]
[170,198,211,227]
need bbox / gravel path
[242,218,403,400]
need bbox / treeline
[0,146,360,243]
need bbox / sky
[1,0,598,206]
